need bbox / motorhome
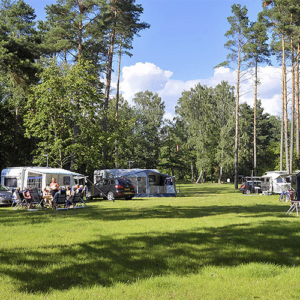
[92,169,176,197]
[1,167,85,192]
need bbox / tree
[244,17,271,175]
[0,0,41,165]
[175,81,235,183]
[24,60,104,172]
[129,91,165,169]
[103,0,149,132]
[216,4,251,188]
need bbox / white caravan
[261,171,291,194]
[1,167,84,191]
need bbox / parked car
[0,184,13,205]
[86,178,136,201]
[239,180,262,194]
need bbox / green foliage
[124,90,165,169]
[238,101,281,175]
[24,59,104,172]
[176,81,236,181]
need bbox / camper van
[92,169,176,197]
[1,167,85,192]
[261,171,291,194]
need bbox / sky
[25,0,281,119]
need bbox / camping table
[286,200,300,217]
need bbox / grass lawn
[1,183,300,299]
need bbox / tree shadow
[1,219,300,294]
[0,201,291,226]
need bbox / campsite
[1,183,300,300]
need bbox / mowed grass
[1,183,300,299]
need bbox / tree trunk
[234,37,241,189]
[13,106,18,165]
[115,39,122,168]
[104,26,116,132]
[296,40,300,165]
[290,34,295,173]
[282,35,289,173]
[254,60,258,174]
[196,170,202,184]
[78,1,84,60]
[280,50,284,171]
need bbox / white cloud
[114,62,284,119]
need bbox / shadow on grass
[1,219,300,294]
[0,201,290,226]
[176,183,239,197]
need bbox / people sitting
[42,187,52,208]
[13,187,24,208]
[66,187,77,208]
[52,187,67,209]
[23,187,33,208]
[66,186,71,199]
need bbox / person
[23,187,33,208]
[52,187,65,209]
[66,186,71,199]
[13,187,24,208]
[49,178,60,198]
[66,187,77,208]
[42,187,52,208]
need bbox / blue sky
[26,0,281,118]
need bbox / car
[86,177,136,201]
[239,180,262,194]
[0,184,13,205]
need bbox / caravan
[261,171,291,194]
[92,169,176,198]
[1,167,85,192]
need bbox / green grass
[1,183,300,299]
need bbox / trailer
[1,167,85,192]
[261,171,291,194]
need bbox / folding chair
[12,191,27,210]
[55,193,68,210]
[72,193,86,209]
[285,190,300,217]
[27,189,42,211]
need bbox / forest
[0,0,297,185]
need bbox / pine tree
[216,4,251,188]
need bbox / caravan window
[63,176,71,185]
[4,177,17,188]
[27,173,42,190]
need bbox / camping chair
[28,188,43,211]
[72,192,86,209]
[285,189,300,217]
[54,193,68,210]
[12,191,27,210]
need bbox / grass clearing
[1,183,300,299]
